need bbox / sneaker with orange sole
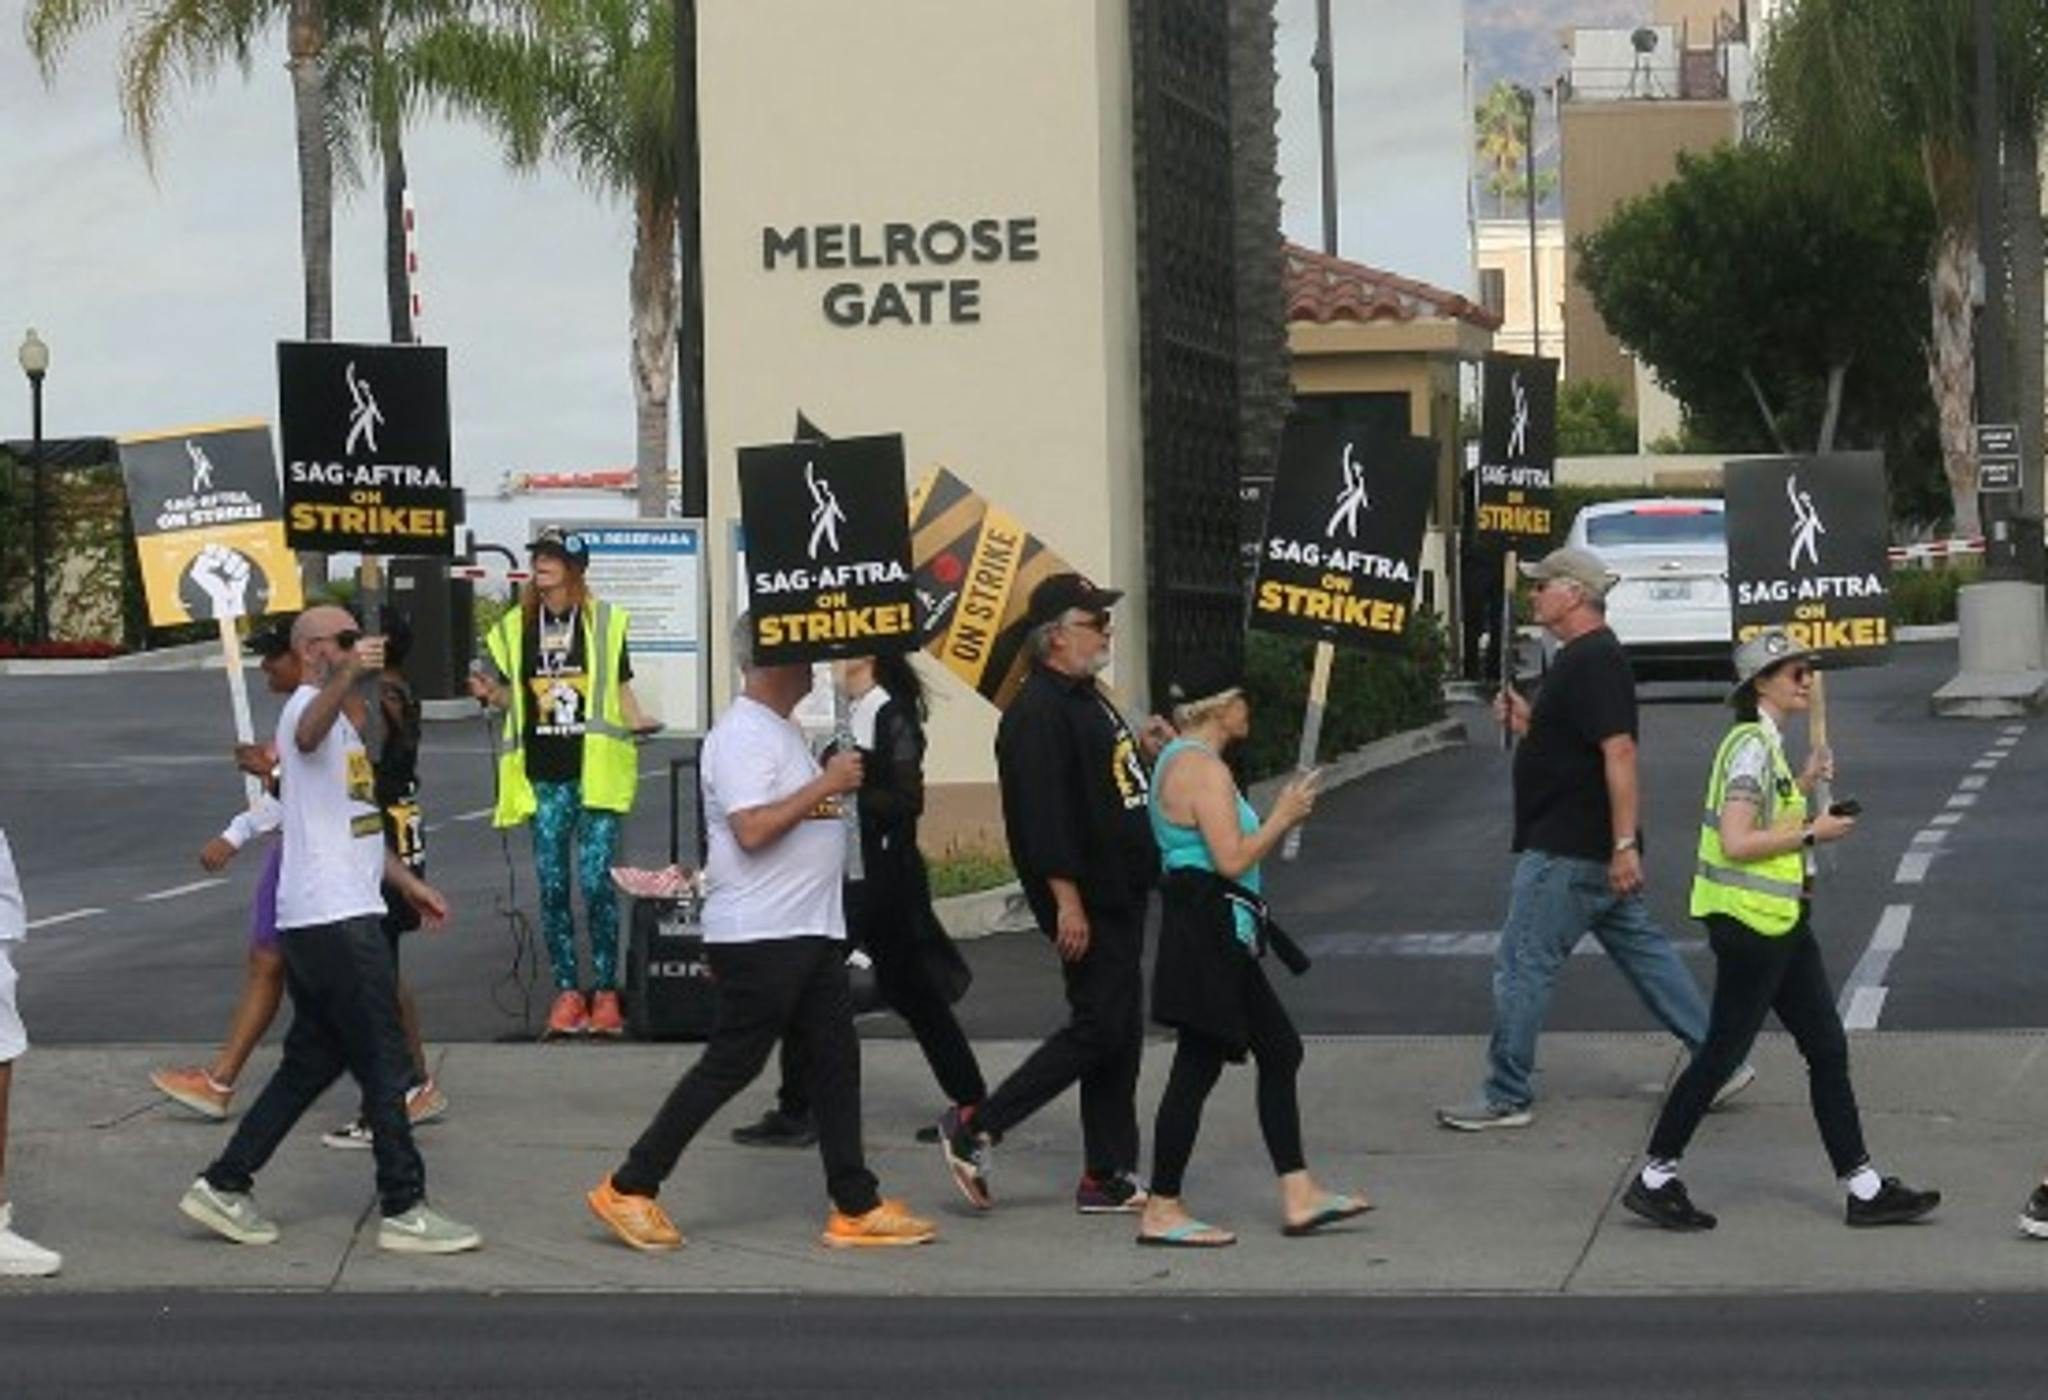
[545,990,590,1039]
[151,1066,233,1121]
[587,990,625,1038]
[586,1176,683,1251]
[821,1198,937,1249]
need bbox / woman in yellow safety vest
[1620,626,1939,1233]
[470,529,652,1039]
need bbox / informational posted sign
[118,421,305,627]
[908,467,1083,709]
[278,341,455,555]
[1249,421,1435,653]
[1724,452,1891,664]
[1976,423,2021,494]
[1474,353,1558,540]
[737,433,918,664]
[547,519,705,734]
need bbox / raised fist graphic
[192,543,253,620]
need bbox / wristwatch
[1613,836,1638,854]
[1801,825,1816,848]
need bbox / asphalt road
[3,1292,2045,1398]
[3,640,2041,1044]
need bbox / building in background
[1475,216,1565,366]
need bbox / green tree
[410,0,678,516]
[1554,379,1637,456]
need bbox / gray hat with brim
[1729,626,1817,703]
[1518,546,1617,599]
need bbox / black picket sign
[1250,420,1435,654]
[738,433,918,664]
[1724,452,1891,666]
[1474,353,1558,542]
[278,341,455,556]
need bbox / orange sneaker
[587,990,625,1038]
[821,1198,937,1249]
[586,1176,683,1251]
[545,990,589,1039]
[151,1066,233,1121]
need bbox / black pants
[206,916,425,1218]
[1150,962,1307,1198]
[775,882,986,1116]
[615,937,880,1216]
[1648,911,1869,1177]
[975,903,1144,1179]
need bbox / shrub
[927,843,1016,898]
[1237,614,1449,783]
[1889,560,1979,626]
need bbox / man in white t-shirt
[0,825,62,1276]
[585,613,937,1251]
[179,605,481,1256]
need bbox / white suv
[1565,497,1732,680]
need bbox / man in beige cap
[1437,547,1752,1130]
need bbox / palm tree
[1473,78,1552,217]
[410,0,678,517]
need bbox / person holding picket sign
[1622,627,1940,1232]
[1136,658,1369,1248]
[469,529,654,1038]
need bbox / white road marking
[1947,793,1978,809]
[1971,758,2001,771]
[136,879,228,903]
[2003,724,2027,737]
[1959,775,1989,791]
[1910,829,1947,846]
[25,907,105,930]
[1931,812,1964,827]
[1838,904,1912,1030]
[1992,736,2019,749]
[1297,931,1707,959]
[451,808,493,823]
[1894,850,1935,883]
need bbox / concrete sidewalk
[4,1032,2047,1295]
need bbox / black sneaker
[1621,1175,1718,1231]
[1846,1177,1940,1228]
[1076,1172,1149,1214]
[730,1108,817,1148]
[939,1106,992,1210]
[2019,1184,2048,1239]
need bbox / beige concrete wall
[1559,99,1741,411]
[697,0,1142,794]
[1475,218,1566,365]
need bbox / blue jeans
[1481,851,1709,1111]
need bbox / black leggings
[1149,964,1307,1199]
[1648,910,1869,1177]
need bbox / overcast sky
[0,0,1476,486]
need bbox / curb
[1896,623,1960,643]
[934,713,1469,942]
[0,640,224,676]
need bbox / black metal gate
[1131,0,1244,700]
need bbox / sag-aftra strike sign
[1250,420,1435,653]
[738,433,918,664]
[119,421,305,627]
[1474,353,1558,540]
[1724,452,1891,665]
[279,341,456,555]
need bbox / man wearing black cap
[939,573,1166,1213]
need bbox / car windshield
[1585,507,1725,549]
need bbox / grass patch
[927,843,1016,899]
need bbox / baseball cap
[1729,626,1817,702]
[1518,546,1617,599]
[248,613,298,658]
[1164,655,1246,712]
[530,527,590,571]
[1024,572,1124,628]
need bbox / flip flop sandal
[1136,1219,1236,1248]
[1282,1194,1372,1237]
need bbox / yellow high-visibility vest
[1689,721,1806,936]
[484,601,638,825]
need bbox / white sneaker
[378,1204,482,1254]
[1709,1063,1759,1110]
[178,1177,280,1245]
[0,1202,62,1277]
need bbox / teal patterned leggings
[531,780,623,991]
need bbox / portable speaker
[625,895,716,1041]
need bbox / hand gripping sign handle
[218,616,264,808]
[1280,640,1335,862]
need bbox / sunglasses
[1766,662,1814,684]
[309,628,361,650]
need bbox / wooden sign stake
[1280,640,1335,862]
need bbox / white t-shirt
[0,827,25,943]
[274,684,388,930]
[699,695,845,944]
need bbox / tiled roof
[1283,242,1503,331]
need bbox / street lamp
[17,329,49,644]
[1514,85,1541,360]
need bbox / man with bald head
[180,605,481,1255]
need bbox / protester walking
[0,824,62,1277]
[585,615,935,1251]
[731,650,985,1148]
[178,607,479,1254]
[1135,659,1367,1248]
[1623,628,1940,1231]
[470,528,653,1039]
[940,573,1166,1213]
[1437,546,1753,1131]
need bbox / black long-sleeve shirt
[995,665,1159,928]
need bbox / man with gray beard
[939,574,1166,1214]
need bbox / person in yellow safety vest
[469,529,654,1039]
[1622,626,1940,1233]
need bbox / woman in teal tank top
[1139,659,1369,1248]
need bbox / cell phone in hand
[1828,799,1861,818]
